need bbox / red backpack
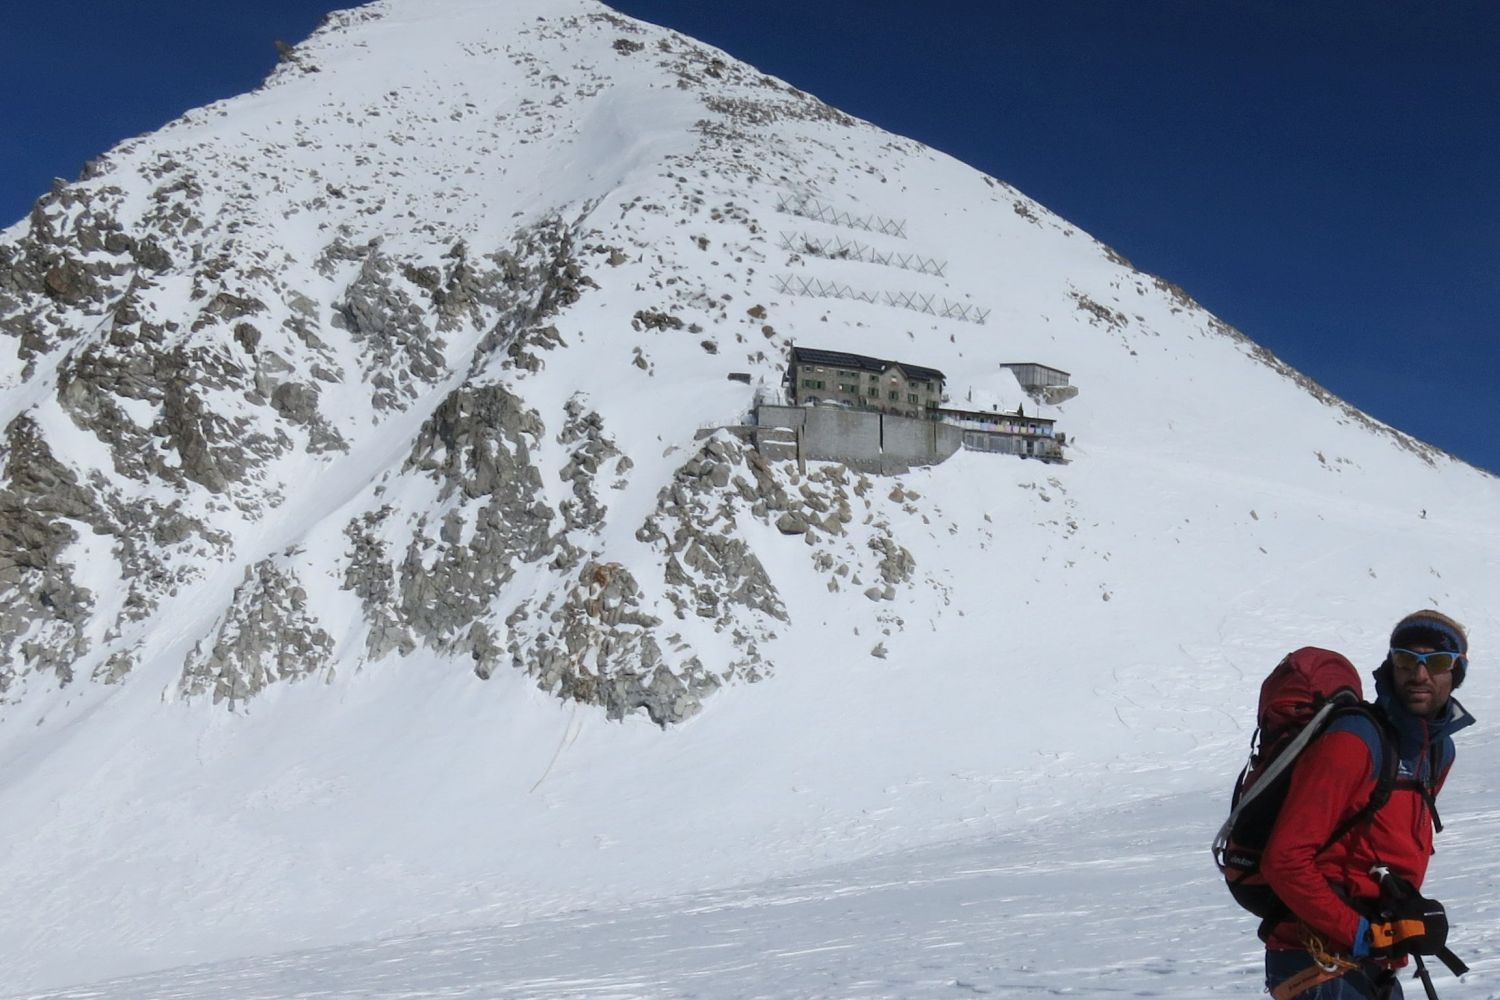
[1212,647,1397,921]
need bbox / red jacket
[1261,686,1471,954]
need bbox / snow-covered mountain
[2,0,1497,992]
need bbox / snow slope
[1,0,1497,993]
[15,769,1500,998]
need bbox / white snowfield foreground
[2,0,1500,996]
[14,776,1500,999]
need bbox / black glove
[1366,867,1449,959]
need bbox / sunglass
[1390,648,1463,675]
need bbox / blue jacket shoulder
[1324,710,1385,783]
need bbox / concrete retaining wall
[756,405,963,473]
[801,408,882,465]
[882,413,962,468]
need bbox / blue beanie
[1390,609,1469,688]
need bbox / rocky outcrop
[505,561,717,725]
[160,355,288,497]
[179,557,336,705]
[404,383,549,505]
[474,221,597,375]
[0,418,98,691]
[0,181,138,374]
[154,217,615,711]
[54,335,290,499]
[333,383,555,667]
[557,395,630,534]
[641,437,787,626]
[0,408,238,693]
[333,252,446,413]
[341,507,413,663]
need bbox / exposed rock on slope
[180,556,336,705]
[0,0,1468,729]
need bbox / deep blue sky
[4,2,1496,473]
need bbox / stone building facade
[785,346,945,419]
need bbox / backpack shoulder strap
[1315,704,1399,853]
[1376,701,1450,834]
[1360,702,1400,803]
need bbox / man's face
[1392,645,1456,719]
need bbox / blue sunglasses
[1390,647,1463,674]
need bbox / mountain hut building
[935,404,1064,460]
[1001,363,1071,389]
[784,346,946,420]
[1003,362,1078,405]
[764,345,1067,467]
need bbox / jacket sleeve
[1260,729,1373,950]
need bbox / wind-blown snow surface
[2,0,1499,995]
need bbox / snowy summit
[1,0,1497,995]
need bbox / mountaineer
[1261,610,1474,999]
